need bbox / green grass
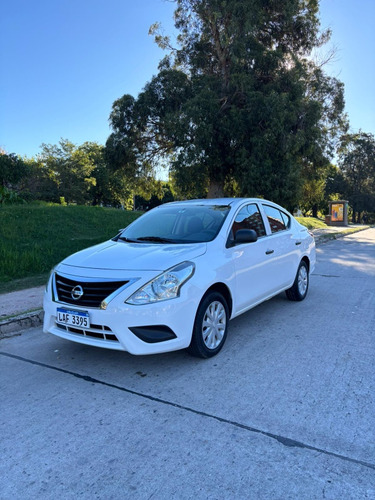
[295,217,328,230]
[0,273,50,294]
[0,205,142,291]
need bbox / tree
[300,174,326,217]
[134,181,175,210]
[338,132,375,222]
[36,139,98,205]
[325,164,347,196]
[79,142,132,208]
[19,156,59,202]
[0,150,30,205]
[107,0,346,207]
[0,150,29,188]
[16,140,134,207]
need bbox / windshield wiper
[135,236,178,244]
[117,236,141,243]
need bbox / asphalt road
[1,229,374,499]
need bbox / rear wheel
[286,260,309,301]
[187,292,229,358]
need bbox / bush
[0,186,25,205]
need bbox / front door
[227,203,281,314]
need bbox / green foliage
[35,139,97,204]
[338,132,375,221]
[325,164,347,198]
[16,140,134,208]
[0,186,25,205]
[107,0,346,209]
[300,177,326,216]
[0,151,29,189]
[134,182,175,210]
[0,205,141,283]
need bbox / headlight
[126,261,195,305]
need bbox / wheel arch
[301,255,310,272]
[202,282,233,317]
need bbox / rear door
[260,204,299,289]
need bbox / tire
[285,260,309,301]
[187,292,229,358]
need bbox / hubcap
[298,266,308,296]
[202,301,226,350]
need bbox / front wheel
[187,292,229,358]
[285,260,309,301]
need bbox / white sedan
[43,198,315,358]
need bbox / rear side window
[263,205,290,233]
[232,204,266,238]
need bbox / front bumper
[43,279,199,355]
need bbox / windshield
[118,204,231,244]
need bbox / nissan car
[43,198,315,358]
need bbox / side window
[263,205,290,233]
[231,204,266,238]
[280,211,290,228]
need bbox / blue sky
[1,0,374,158]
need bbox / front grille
[56,322,119,342]
[55,273,128,308]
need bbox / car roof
[158,198,294,218]
[165,198,262,207]
[163,198,287,210]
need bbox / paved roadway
[1,229,374,499]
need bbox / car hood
[60,240,207,272]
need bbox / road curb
[0,310,44,339]
[314,226,370,246]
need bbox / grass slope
[0,205,141,292]
[295,217,328,230]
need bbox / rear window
[263,205,290,233]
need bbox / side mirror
[235,229,258,244]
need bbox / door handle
[265,249,274,255]
[295,241,302,246]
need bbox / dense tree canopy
[20,140,133,207]
[37,140,97,204]
[106,0,347,209]
[0,140,175,209]
[338,132,375,222]
[0,151,28,188]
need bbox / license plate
[57,308,90,328]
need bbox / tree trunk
[207,180,225,199]
[312,204,318,218]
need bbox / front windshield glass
[119,204,231,243]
